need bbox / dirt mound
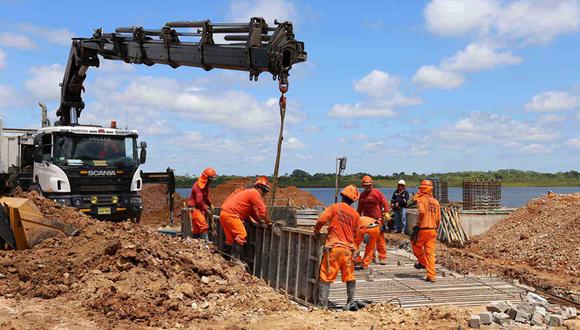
[0,194,292,328]
[140,184,186,227]
[212,178,323,208]
[439,193,580,302]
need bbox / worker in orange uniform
[357,175,390,265]
[353,216,380,270]
[411,179,441,282]
[220,176,271,259]
[314,185,361,309]
[188,167,217,240]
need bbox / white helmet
[398,179,406,186]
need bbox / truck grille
[69,177,132,193]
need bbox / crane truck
[0,18,306,222]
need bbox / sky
[0,0,579,176]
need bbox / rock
[478,312,493,325]
[201,276,210,284]
[469,315,481,328]
[216,280,228,285]
[530,311,545,326]
[533,306,547,317]
[527,292,549,307]
[492,312,510,325]
[190,302,199,310]
[487,301,510,313]
[516,303,534,314]
[90,269,102,275]
[63,272,70,279]
[0,273,5,279]
[507,308,529,323]
[547,314,563,326]
[175,283,194,298]
[565,306,577,319]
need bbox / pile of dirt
[440,193,580,302]
[139,184,186,227]
[0,193,292,328]
[211,178,323,208]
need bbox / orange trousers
[412,229,437,280]
[376,231,387,262]
[319,246,355,283]
[219,211,247,245]
[354,226,380,268]
[190,209,209,234]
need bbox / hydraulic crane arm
[57,17,307,125]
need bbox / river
[176,186,579,208]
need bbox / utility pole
[334,157,347,203]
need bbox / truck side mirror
[34,145,42,163]
[139,141,147,164]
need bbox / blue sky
[0,0,579,176]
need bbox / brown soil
[211,178,323,208]
[139,184,186,228]
[440,193,580,302]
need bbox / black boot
[317,282,331,308]
[346,281,356,305]
[191,233,201,239]
[223,245,232,260]
[231,243,243,260]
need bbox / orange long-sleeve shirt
[314,203,361,249]
[357,188,390,220]
[416,191,441,229]
[221,188,267,221]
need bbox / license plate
[97,207,111,215]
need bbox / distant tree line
[174,169,580,188]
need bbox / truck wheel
[131,216,141,224]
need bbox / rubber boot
[223,245,232,260]
[317,282,331,308]
[191,233,201,239]
[231,243,243,260]
[346,281,356,305]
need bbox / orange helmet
[340,184,360,202]
[255,176,270,192]
[361,175,373,186]
[203,167,217,179]
[420,179,433,188]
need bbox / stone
[547,314,563,326]
[530,312,545,326]
[487,301,510,313]
[478,312,493,325]
[469,315,481,328]
[506,308,529,323]
[493,312,511,325]
[190,302,199,310]
[516,303,534,314]
[527,292,549,307]
[533,306,547,317]
[175,283,194,298]
[201,276,210,284]
[566,307,577,319]
[561,306,577,320]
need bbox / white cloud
[412,65,465,89]
[539,113,566,123]
[354,70,400,98]
[19,23,74,46]
[0,84,15,108]
[24,63,63,100]
[524,91,577,112]
[331,70,421,118]
[0,49,5,69]
[285,136,306,149]
[364,140,385,151]
[228,0,298,24]
[0,32,36,49]
[425,0,580,45]
[521,143,553,154]
[442,43,523,72]
[97,59,135,73]
[566,137,580,149]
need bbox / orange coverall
[357,188,390,262]
[188,174,211,235]
[354,216,380,269]
[314,203,361,283]
[220,188,267,245]
[412,186,441,281]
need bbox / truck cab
[31,125,145,221]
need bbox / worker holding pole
[357,175,390,265]
[314,185,361,309]
[188,167,217,240]
[411,180,441,283]
[220,176,271,259]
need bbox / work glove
[383,212,392,222]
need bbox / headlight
[130,197,142,204]
[111,196,119,204]
[90,196,98,205]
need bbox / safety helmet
[340,184,360,202]
[203,167,217,179]
[255,176,270,192]
[419,179,433,188]
[362,175,373,186]
[398,179,406,186]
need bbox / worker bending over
[411,180,441,282]
[220,176,271,259]
[188,167,217,240]
[354,216,380,270]
[357,175,390,265]
[314,185,361,308]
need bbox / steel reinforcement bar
[208,212,324,306]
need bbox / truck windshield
[53,134,138,166]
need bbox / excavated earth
[0,192,484,329]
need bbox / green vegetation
[175,169,580,188]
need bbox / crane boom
[57,17,306,125]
